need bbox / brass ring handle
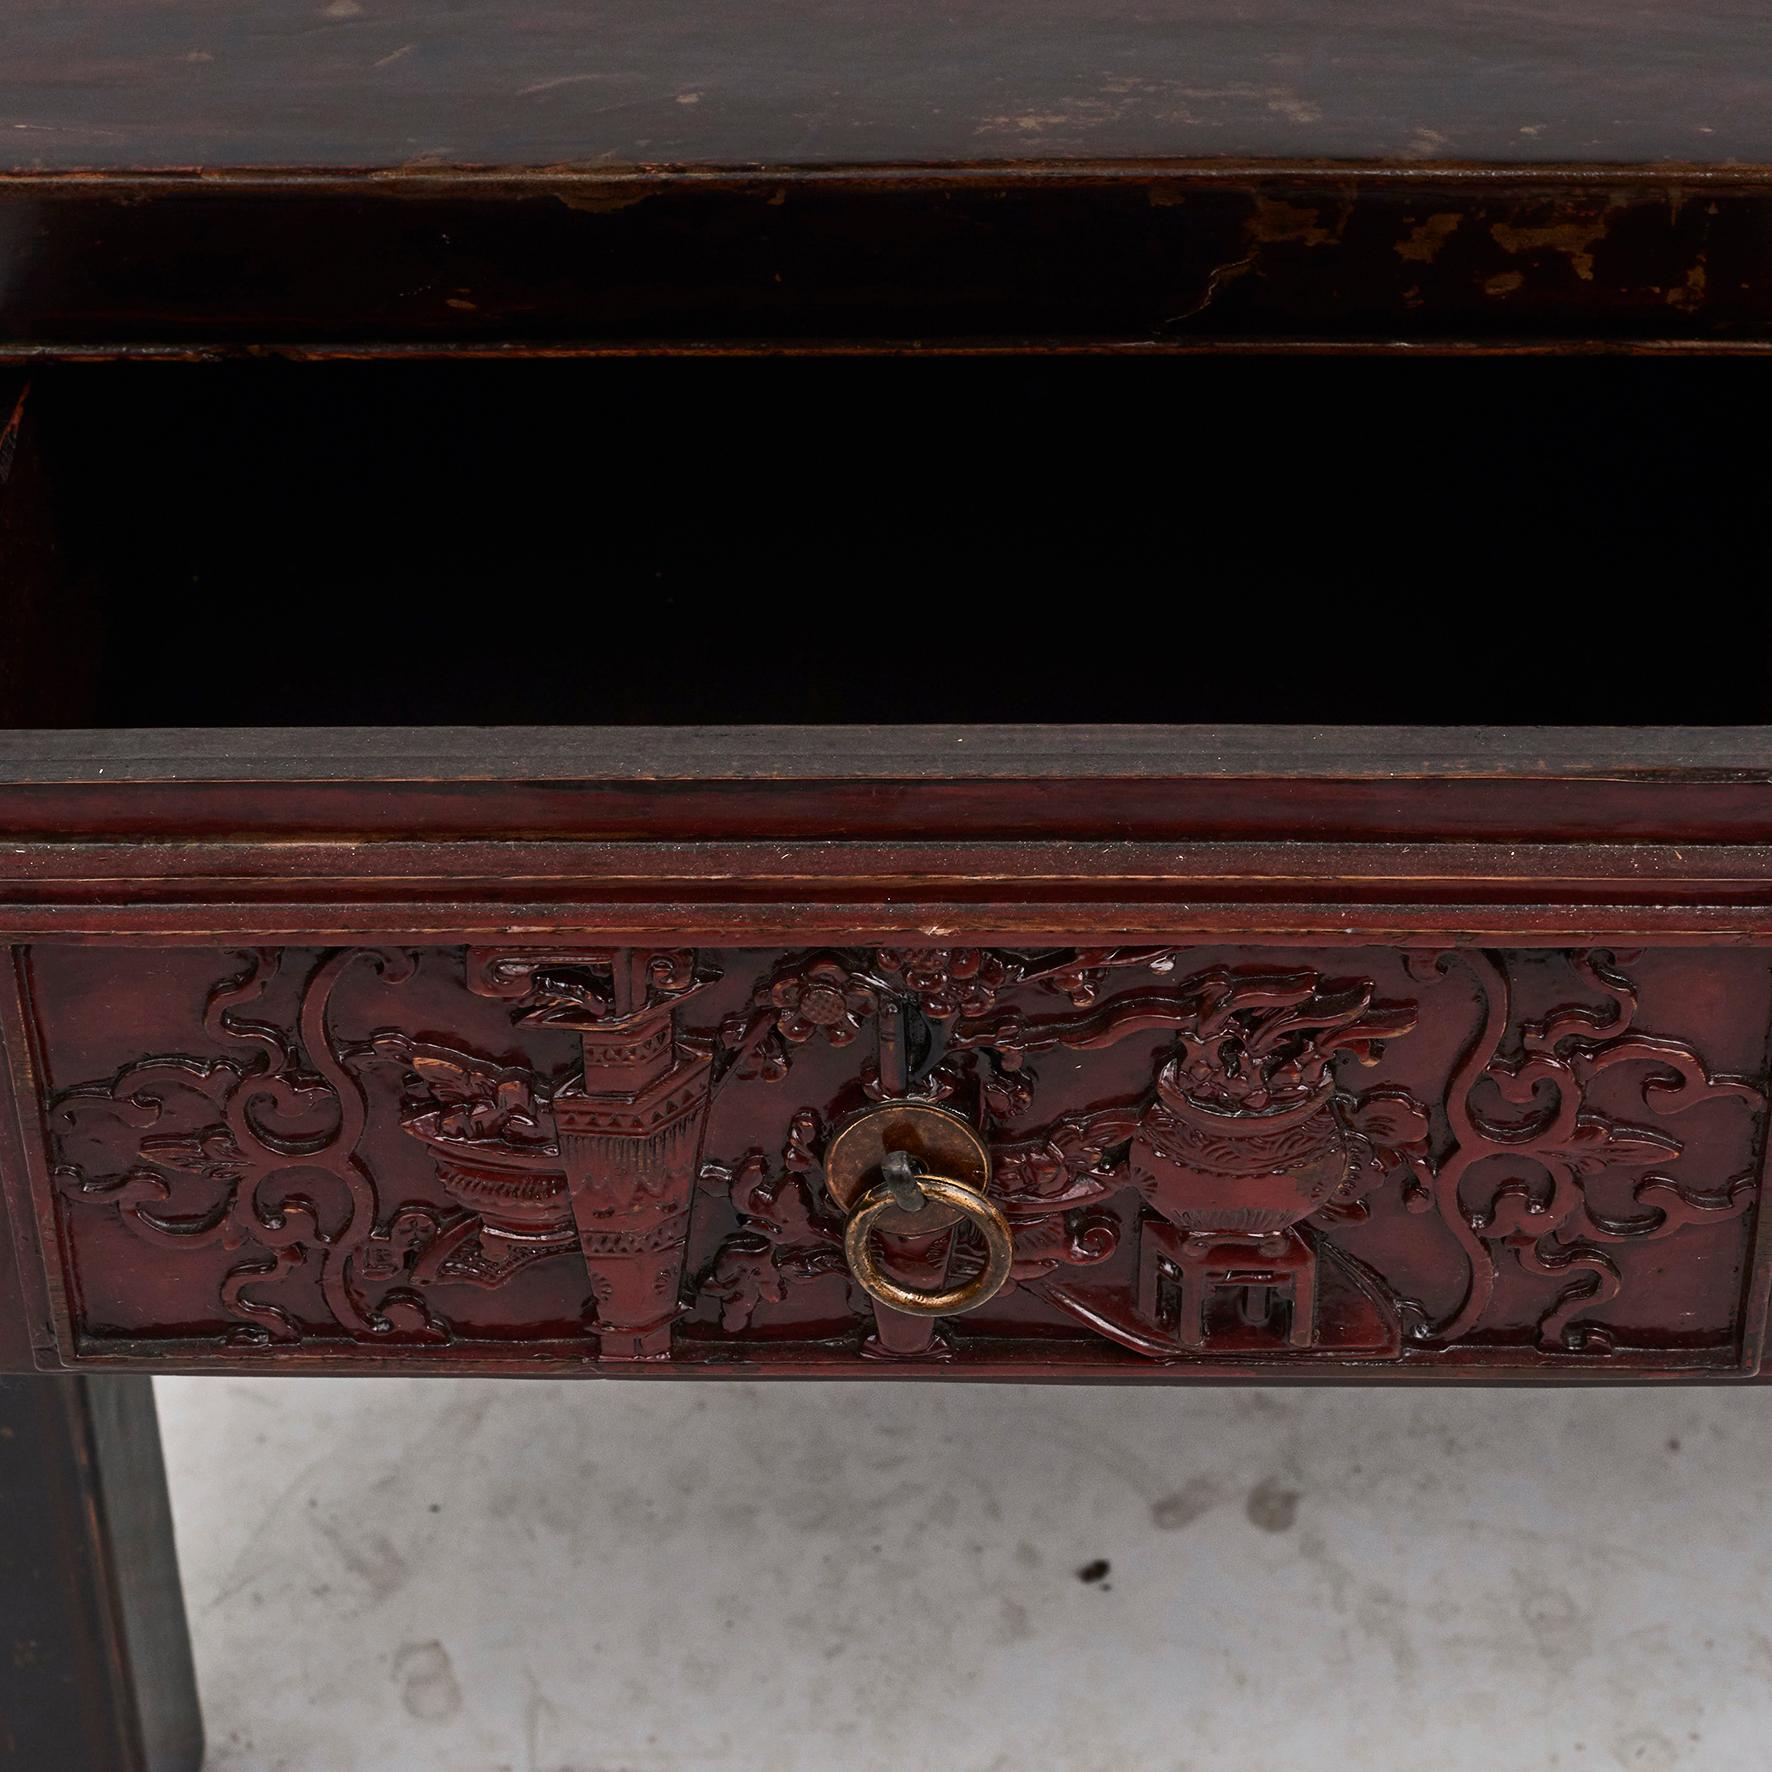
[843,1172,1014,1317]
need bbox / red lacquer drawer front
[6,939,1768,1379]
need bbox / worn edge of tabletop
[7,158,1772,357]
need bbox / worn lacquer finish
[3,174,1767,354]
[2,1,1770,351]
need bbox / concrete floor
[155,1376,1772,1772]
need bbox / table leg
[0,1376,203,1772]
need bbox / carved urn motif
[1130,1062,1350,1235]
[1126,969,1420,1351]
[1128,971,1415,1236]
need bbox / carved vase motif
[396,949,718,1360]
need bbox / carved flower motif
[1323,1087,1437,1219]
[770,960,876,1047]
[875,948,1012,1020]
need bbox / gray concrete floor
[156,1376,1772,1772]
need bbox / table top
[5,0,1770,176]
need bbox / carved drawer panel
[7,940,1768,1378]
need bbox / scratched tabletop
[4,0,1771,173]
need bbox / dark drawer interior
[4,357,1769,730]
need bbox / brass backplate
[823,1102,992,1236]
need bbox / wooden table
[5,2,1772,1764]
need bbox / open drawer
[3,360,1771,1383]
[4,721,1772,1382]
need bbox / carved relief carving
[695,1110,858,1331]
[1417,950,1760,1354]
[52,948,442,1346]
[939,965,1429,1359]
[33,942,1769,1373]
[386,949,719,1360]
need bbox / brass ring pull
[843,1172,1014,1317]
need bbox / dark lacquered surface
[3,0,1771,174]
[0,1377,202,1771]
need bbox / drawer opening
[2,356,1769,731]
